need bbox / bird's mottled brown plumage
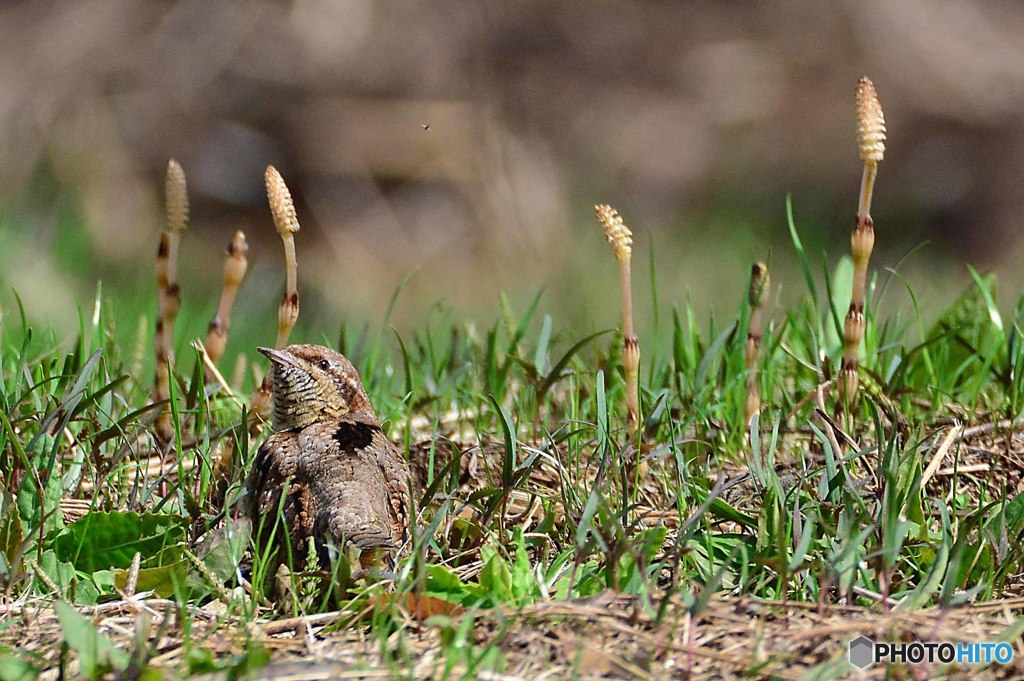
[247,344,411,569]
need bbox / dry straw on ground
[4,593,1022,679]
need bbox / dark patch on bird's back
[332,421,378,451]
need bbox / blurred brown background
[3,0,1024,339]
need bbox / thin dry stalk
[205,231,249,364]
[744,262,769,423]
[841,76,886,407]
[595,204,639,437]
[153,158,188,443]
[251,166,301,421]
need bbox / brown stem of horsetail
[275,235,299,349]
[266,165,301,351]
[206,231,249,365]
[595,204,640,439]
[154,233,176,443]
[251,166,302,426]
[841,167,878,406]
[619,257,640,437]
[745,261,769,423]
[154,159,188,444]
[842,77,886,408]
[857,163,878,219]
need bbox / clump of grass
[205,231,249,365]
[153,158,188,443]
[6,195,1024,676]
[744,261,769,423]
[841,76,886,407]
[251,165,301,420]
[11,79,1024,679]
[594,203,639,438]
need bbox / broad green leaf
[1003,492,1024,530]
[54,600,129,679]
[15,449,64,538]
[91,570,116,595]
[424,564,484,605]
[73,579,99,606]
[825,255,854,355]
[709,498,756,529]
[638,526,668,564]
[196,518,251,583]
[50,512,186,573]
[0,493,22,567]
[425,564,465,594]
[0,654,38,681]
[479,548,513,601]
[37,551,75,594]
[114,560,187,599]
[510,528,534,601]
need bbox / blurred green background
[2,1,1024,365]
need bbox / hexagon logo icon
[849,635,875,669]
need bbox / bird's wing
[369,433,413,547]
[298,420,405,551]
[247,431,317,558]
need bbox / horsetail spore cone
[841,77,886,404]
[595,204,640,437]
[153,158,189,442]
[164,159,189,242]
[856,77,886,165]
[266,165,301,350]
[252,166,302,421]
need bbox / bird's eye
[317,359,331,371]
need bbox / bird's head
[258,344,374,430]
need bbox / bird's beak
[258,347,301,368]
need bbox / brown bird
[246,344,411,570]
